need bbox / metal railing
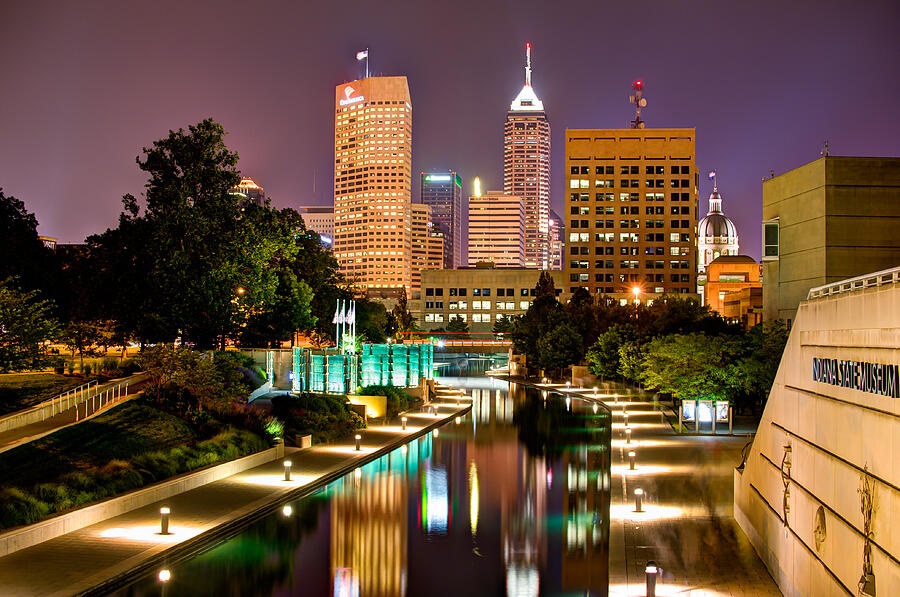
[807,266,900,300]
[39,379,134,422]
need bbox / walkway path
[0,377,142,454]
[0,392,470,597]
[544,383,782,597]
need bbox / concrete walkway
[0,395,470,597]
[544,383,782,597]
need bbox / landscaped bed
[0,399,269,530]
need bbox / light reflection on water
[109,376,611,597]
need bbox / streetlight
[632,286,641,304]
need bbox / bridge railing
[807,266,900,300]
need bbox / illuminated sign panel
[812,357,899,398]
[425,175,452,182]
[339,85,364,107]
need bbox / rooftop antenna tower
[629,80,647,129]
[525,42,532,86]
[820,140,830,157]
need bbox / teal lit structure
[292,342,433,394]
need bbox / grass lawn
[0,373,85,415]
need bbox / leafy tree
[446,315,469,339]
[492,314,516,336]
[586,324,637,379]
[639,333,738,401]
[564,287,598,350]
[0,279,60,372]
[617,340,646,384]
[535,318,583,372]
[391,288,415,339]
[0,190,59,300]
[724,321,789,413]
[356,300,390,343]
[61,321,102,373]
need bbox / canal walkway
[0,392,470,597]
[544,383,782,597]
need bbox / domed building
[697,185,739,273]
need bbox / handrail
[806,266,900,300]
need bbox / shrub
[83,364,92,375]
[101,358,118,373]
[0,488,49,528]
[118,358,141,375]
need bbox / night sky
[2,0,898,260]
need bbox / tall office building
[229,177,266,206]
[564,128,698,297]
[504,43,551,269]
[411,203,445,292]
[468,191,525,267]
[761,156,900,322]
[333,76,413,298]
[420,171,464,268]
[548,208,564,270]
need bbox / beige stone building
[411,203,444,293]
[563,128,698,297]
[298,206,334,240]
[333,76,413,298]
[414,265,567,332]
[762,156,900,323]
[735,267,900,597]
[468,191,526,267]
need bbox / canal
[110,376,612,596]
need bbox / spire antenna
[628,80,647,129]
[525,42,532,86]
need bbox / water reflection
[109,376,611,597]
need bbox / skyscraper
[468,191,525,267]
[229,177,265,206]
[420,171,464,268]
[548,208,564,270]
[563,127,698,297]
[411,203,445,292]
[333,76,413,298]
[504,43,551,269]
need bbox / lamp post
[283,460,292,482]
[629,450,636,470]
[401,416,408,430]
[645,560,659,597]
[634,488,644,512]
[159,506,171,535]
[354,434,362,451]
[632,286,641,305]
[626,428,632,444]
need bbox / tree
[446,315,469,339]
[564,287,598,350]
[0,189,60,301]
[61,321,102,373]
[586,324,636,379]
[93,119,302,348]
[639,333,737,401]
[535,319,583,372]
[534,271,556,298]
[617,340,646,384]
[492,314,516,336]
[725,320,789,414]
[0,279,60,372]
[391,288,415,339]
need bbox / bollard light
[613,393,618,403]
[626,428,632,444]
[455,416,461,424]
[158,569,171,583]
[433,428,439,438]
[634,488,644,512]
[400,444,408,455]
[355,434,362,451]
[283,460,292,482]
[566,381,571,388]
[645,560,659,597]
[401,416,408,430]
[629,450,636,470]
[282,504,293,517]
[593,386,598,394]
[159,506,170,535]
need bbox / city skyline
[1,0,899,261]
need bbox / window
[435,288,443,296]
[449,288,458,296]
[763,219,779,260]
[459,288,467,296]
[425,288,434,296]
[458,301,467,309]
[472,288,481,296]
[519,300,530,310]
[449,301,458,309]
[482,288,490,296]
[521,288,529,296]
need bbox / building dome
[698,189,739,272]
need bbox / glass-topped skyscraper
[504,43,551,269]
[420,171,464,268]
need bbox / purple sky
[2,0,898,260]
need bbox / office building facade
[420,171,464,268]
[411,203,444,292]
[333,76,413,298]
[468,191,525,267]
[563,128,698,296]
[762,156,900,322]
[504,44,551,269]
[548,208,564,270]
[298,206,335,240]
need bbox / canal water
[110,376,612,596]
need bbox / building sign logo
[812,357,899,398]
[339,85,364,106]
